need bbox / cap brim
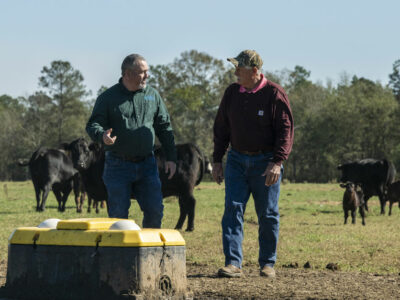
[227,58,238,67]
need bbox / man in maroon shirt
[213,50,294,278]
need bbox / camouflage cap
[227,50,263,69]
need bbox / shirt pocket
[118,101,134,119]
[255,107,271,128]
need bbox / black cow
[18,147,79,212]
[337,159,396,215]
[68,139,108,214]
[155,143,208,231]
[386,180,400,216]
[340,182,366,225]
[68,138,210,231]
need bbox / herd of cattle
[18,140,400,230]
[338,158,400,225]
[18,138,212,231]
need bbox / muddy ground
[1,259,399,299]
[186,262,400,300]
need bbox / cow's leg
[389,201,393,216]
[40,185,51,211]
[351,209,356,224]
[60,184,72,212]
[80,192,86,213]
[73,177,81,213]
[87,196,92,213]
[175,196,188,230]
[95,200,100,214]
[53,189,62,211]
[344,210,348,224]
[378,187,386,215]
[359,206,366,226]
[33,184,41,212]
[379,197,386,215]
[60,192,67,212]
[364,197,370,212]
[74,194,80,212]
[185,194,196,232]
[76,191,85,213]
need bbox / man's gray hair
[121,54,146,75]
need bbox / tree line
[1,50,400,182]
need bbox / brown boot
[260,265,276,278]
[218,264,242,278]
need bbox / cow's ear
[340,183,346,188]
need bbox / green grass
[1,181,400,274]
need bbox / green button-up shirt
[86,79,177,162]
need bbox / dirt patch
[187,263,400,299]
[1,260,399,299]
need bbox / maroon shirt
[213,80,294,165]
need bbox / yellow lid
[8,218,185,247]
[57,218,122,230]
[159,229,186,246]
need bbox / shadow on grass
[37,205,77,210]
[319,210,337,214]
[314,223,338,226]
[187,273,219,279]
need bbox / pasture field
[1,181,400,299]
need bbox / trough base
[6,244,190,300]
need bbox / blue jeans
[102,152,163,228]
[222,149,282,269]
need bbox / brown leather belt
[110,152,151,163]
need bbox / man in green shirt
[86,54,177,228]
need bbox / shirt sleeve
[86,95,108,144]
[213,87,231,163]
[272,91,294,165]
[154,94,177,162]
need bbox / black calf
[340,182,366,226]
[386,181,400,216]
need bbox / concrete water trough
[6,218,191,300]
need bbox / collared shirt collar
[118,77,144,95]
[239,73,267,93]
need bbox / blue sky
[1,0,399,98]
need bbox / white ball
[38,218,61,229]
[109,220,141,230]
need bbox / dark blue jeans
[102,152,163,228]
[222,149,282,269]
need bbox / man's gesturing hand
[212,162,224,185]
[165,161,176,180]
[262,162,281,186]
[103,128,117,145]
